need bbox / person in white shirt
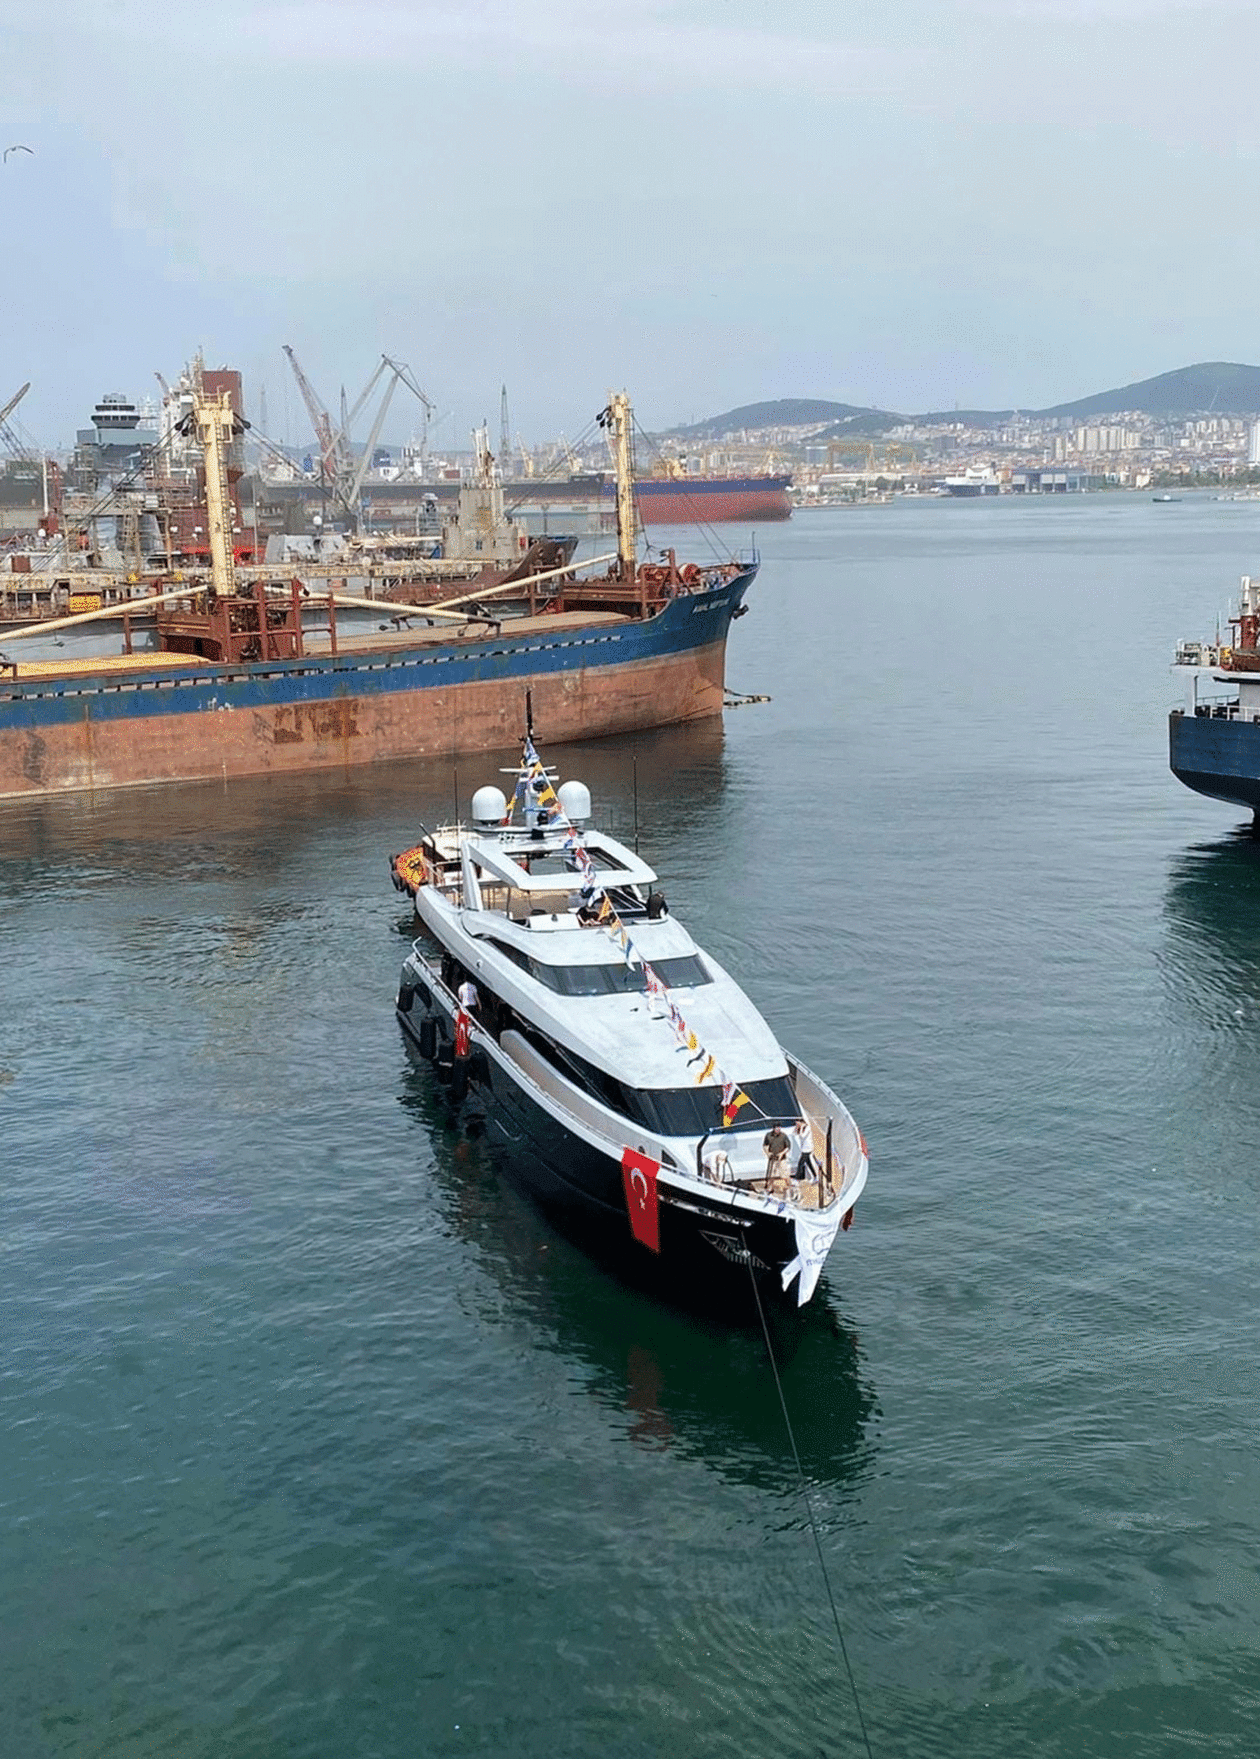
[792,1117,817,1180]
[704,1148,732,1185]
[457,978,479,1014]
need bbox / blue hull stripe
[1170,709,1260,810]
[1,572,754,736]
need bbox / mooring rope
[745,1257,875,1759]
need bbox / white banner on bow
[780,1212,842,1307]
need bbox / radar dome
[471,785,507,825]
[557,780,592,824]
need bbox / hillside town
[651,409,1260,501]
[6,361,1260,565]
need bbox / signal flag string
[745,1257,876,1759]
[512,736,757,1126]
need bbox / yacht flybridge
[391,736,868,1306]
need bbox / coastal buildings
[8,360,1260,547]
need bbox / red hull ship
[629,475,792,525]
[493,473,793,526]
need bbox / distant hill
[918,363,1260,423]
[670,398,901,439]
[678,363,1260,438]
[1035,361,1260,420]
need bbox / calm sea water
[4,496,1260,1757]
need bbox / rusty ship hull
[0,569,754,799]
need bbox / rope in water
[745,1256,875,1759]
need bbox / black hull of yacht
[398,1006,818,1309]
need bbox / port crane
[283,344,345,495]
[0,381,31,455]
[282,347,434,524]
[0,382,30,430]
[0,382,38,481]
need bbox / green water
[3,496,1259,1756]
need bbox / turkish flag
[621,1147,661,1253]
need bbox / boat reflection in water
[1159,830,1260,1216]
[1163,830,1260,1026]
[396,1066,877,1497]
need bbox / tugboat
[391,732,868,1306]
[1171,571,1260,818]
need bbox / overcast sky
[4,0,1260,448]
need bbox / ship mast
[191,366,240,598]
[607,390,636,582]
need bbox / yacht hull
[398,1001,821,1307]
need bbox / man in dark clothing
[763,1124,791,1186]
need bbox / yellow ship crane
[190,374,245,599]
[600,392,637,584]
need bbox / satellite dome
[471,785,507,826]
[557,780,592,824]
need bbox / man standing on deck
[763,1124,791,1187]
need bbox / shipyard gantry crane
[0,382,34,470]
[282,347,434,525]
[0,382,31,430]
[283,344,346,495]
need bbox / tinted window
[523,1031,797,1137]
[631,1075,798,1137]
[650,954,710,989]
[486,939,533,975]
[524,952,710,996]
[485,942,711,999]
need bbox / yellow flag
[694,1055,716,1085]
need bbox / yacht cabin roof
[463,827,657,892]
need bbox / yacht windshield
[629,1075,799,1137]
[532,1032,797,1135]
[486,942,710,996]
[540,953,711,996]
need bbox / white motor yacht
[391,738,868,1306]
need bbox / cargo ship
[0,390,757,801]
[257,472,795,532]
[498,472,792,526]
[629,474,792,524]
[1170,571,1260,817]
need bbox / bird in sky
[4,144,34,163]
